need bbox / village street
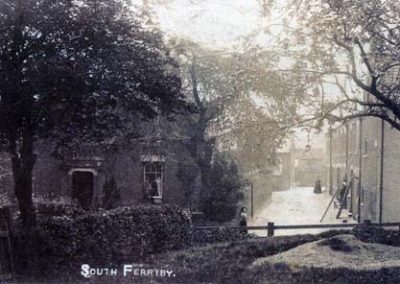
[249,187,354,236]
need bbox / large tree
[168,39,300,214]
[0,0,188,227]
[258,0,400,129]
[168,39,235,210]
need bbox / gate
[0,207,13,280]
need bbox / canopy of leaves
[169,39,304,172]
[274,0,400,129]
[0,0,190,147]
[202,153,243,222]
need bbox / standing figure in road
[239,206,248,234]
[313,179,322,194]
[338,177,347,206]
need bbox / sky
[154,0,268,49]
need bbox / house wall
[269,152,291,192]
[293,149,326,187]
[33,142,190,208]
[359,117,380,222]
[381,123,400,222]
[328,117,400,223]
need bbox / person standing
[313,179,322,194]
[239,207,248,234]
[338,177,347,207]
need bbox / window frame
[142,161,164,201]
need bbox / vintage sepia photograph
[1,0,400,283]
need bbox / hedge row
[192,226,254,245]
[12,205,191,281]
[352,224,400,246]
[36,202,86,217]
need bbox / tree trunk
[9,129,36,228]
[198,139,214,201]
[186,118,215,207]
[14,168,36,228]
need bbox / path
[248,187,354,236]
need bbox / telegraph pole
[329,123,333,195]
[357,118,363,223]
[251,182,254,219]
[379,119,385,224]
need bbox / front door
[72,171,94,210]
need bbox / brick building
[32,138,195,209]
[34,141,193,208]
[327,117,400,223]
[28,118,199,210]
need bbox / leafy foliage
[0,152,12,206]
[0,0,190,225]
[12,205,192,281]
[201,153,243,222]
[0,0,188,144]
[169,39,295,211]
[273,0,400,130]
[35,201,85,218]
[192,226,253,245]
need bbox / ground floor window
[143,161,164,202]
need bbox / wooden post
[267,222,274,236]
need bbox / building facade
[32,139,194,209]
[327,117,400,223]
[292,147,326,188]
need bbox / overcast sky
[154,0,269,49]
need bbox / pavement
[248,187,355,236]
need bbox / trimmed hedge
[192,226,254,245]
[352,224,400,246]
[13,205,191,281]
[36,202,86,217]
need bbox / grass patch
[145,230,348,283]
